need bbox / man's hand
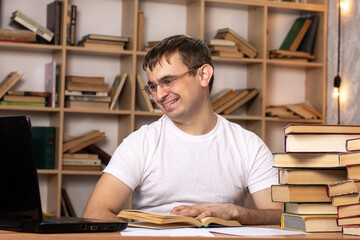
[171,203,239,220]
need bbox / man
[82,35,283,225]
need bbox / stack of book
[2,91,48,107]
[65,75,110,109]
[62,153,101,171]
[214,28,257,58]
[63,130,106,171]
[9,10,54,43]
[270,15,319,61]
[0,29,36,43]
[327,141,360,236]
[211,88,258,115]
[77,34,129,51]
[207,38,243,58]
[266,103,322,120]
[272,124,360,233]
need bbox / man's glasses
[143,65,202,96]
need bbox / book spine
[32,127,56,169]
[70,5,77,46]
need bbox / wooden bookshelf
[0,0,327,216]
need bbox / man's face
[146,52,204,124]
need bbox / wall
[327,0,360,124]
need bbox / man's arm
[171,187,283,225]
[82,173,132,221]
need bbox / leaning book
[117,210,242,229]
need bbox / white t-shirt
[104,114,277,214]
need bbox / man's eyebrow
[147,74,176,84]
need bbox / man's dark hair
[143,35,214,93]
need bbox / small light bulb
[340,0,349,11]
[333,87,340,98]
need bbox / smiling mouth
[163,98,178,107]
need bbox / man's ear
[199,64,214,88]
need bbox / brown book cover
[62,165,101,171]
[289,18,312,51]
[338,203,360,219]
[0,29,36,42]
[0,72,22,99]
[273,152,342,168]
[215,89,249,114]
[327,179,360,197]
[109,73,128,110]
[65,100,109,109]
[211,89,236,110]
[223,89,258,115]
[66,75,104,84]
[279,168,346,185]
[66,81,108,92]
[136,74,153,112]
[332,192,360,207]
[61,188,76,217]
[67,133,106,154]
[271,184,330,203]
[137,12,144,51]
[63,130,102,152]
[63,153,99,160]
[285,124,360,135]
[78,42,124,51]
[211,50,244,58]
[3,95,46,103]
[84,144,111,165]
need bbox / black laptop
[0,115,127,233]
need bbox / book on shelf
[69,5,77,45]
[137,12,144,51]
[327,179,360,197]
[66,81,108,92]
[84,144,111,165]
[7,90,50,97]
[63,158,101,166]
[337,216,360,227]
[281,213,341,232]
[63,152,99,160]
[331,192,360,207]
[343,226,360,236]
[222,88,258,115]
[0,101,45,107]
[10,10,54,42]
[62,165,101,171]
[136,74,154,112]
[32,126,56,169]
[0,71,22,99]
[61,188,76,217]
[266,105,299,119]
[67,132,105,154]
[66,100,110,109]
[269,49,315,60]
[82,34,129,42]
[63,130,105,153]
[77,41,124,51]
[273,152,343,168]
[46,0,62,45]
[77,39,126,46]
[278,168,347,185]
[214,89,249,114]
[211,89,236,111]
[286,104,318,120]
[147,41,160,48]
[215,28,257,58]
[209,45,238,52]
[207,38,236,47]
[66,75,105,84]
[44,61,59,107]
[346,138,360,152]
[347,164,360,180]
[271,185,330,203]
[117,210,242,229]
[109,73,128,110]
[3,94,46,103]
[279,17,312,51]
[338,203,360,219]
[298,15,320,54]
[284,202,337,215]
[284,124,360,153]
[68,95,111,102]
[211,51,244,58]
[0,29,36,42]
[65,89,108,97]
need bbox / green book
[280,17,307,50]
[32,127,56,169]
[0,101,45,107]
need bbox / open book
[117,210,242,229]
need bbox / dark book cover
[280,17,307,50]
[298,15,319,54]
[32,126,56,169]
[85,144,111,165]
[70,5,77,45]
[47,1,62,45]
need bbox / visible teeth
[164,99,178,107]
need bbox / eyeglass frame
[143,65,204,96]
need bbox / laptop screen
[0,116,42,225]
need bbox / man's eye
[149,84,157,90]
[163,79,174,86]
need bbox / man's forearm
[233,206,283,225]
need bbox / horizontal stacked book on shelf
[65,75,110,109]
[78,34,129,51]
[270,15,319,61]
[0,29,36,43]
[270,124,360,233]
[207,38,244,59]
[211,88,258,115]
[266,103,322,120]
[10,10,54,43]
[62,130,106,171]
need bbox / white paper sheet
[121,227,214,237]
[209,227,309,236]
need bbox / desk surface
[1,225,360,240]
